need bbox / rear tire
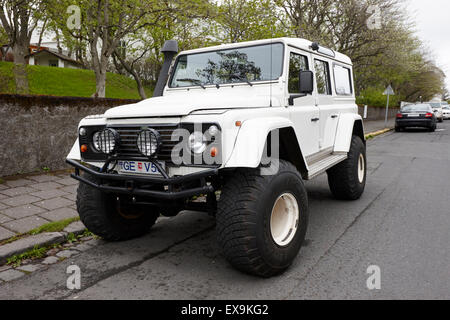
[327,135,366,200]
[216,160,308,277]
[76,173,159,241]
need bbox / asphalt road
[1,121,450,300]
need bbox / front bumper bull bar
[66,159,218,200]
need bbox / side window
[288,52,309,93]
[314,59,331,95]
[333,65,352,95]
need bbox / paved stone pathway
[0,173,78,241]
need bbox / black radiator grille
[111,125,180,162]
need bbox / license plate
[117,160,164,176]
[408,114,419,117]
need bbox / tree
[212,0,286,43]
[52,0,171,98]
[0,0,46,93]
[110,0,214,99]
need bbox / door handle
[311,118,320,122]
[331,114,338,119]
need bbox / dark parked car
[395,103,437,132]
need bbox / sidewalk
[0,172,79,241]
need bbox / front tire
[76,173,159,241]
[327,135,366,200]
[216,160,308,277]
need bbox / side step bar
[306,154,347,180]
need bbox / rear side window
[333,65,352,95]
[288,52,309,93]
[314,59,331,95]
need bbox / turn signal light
[210,147,218,158]
[235,121,242,127]
[80,144,88,153]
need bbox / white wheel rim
[358,153,365,183]
[270,193,299,247]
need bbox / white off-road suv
[67,38,366,277]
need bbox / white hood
[104,90,278,119]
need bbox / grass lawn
[0,61,152,99]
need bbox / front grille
[111,124,180,163]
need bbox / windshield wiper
[229,74,253,87]
[176,78,206,89]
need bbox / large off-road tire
[76,173,159,241]
[216,160,309,277]
[327,135,366,200]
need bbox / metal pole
[385,94,390,128]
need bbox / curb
[0,221,86,265]
[365,127,393,140]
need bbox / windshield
[402,104,431,112]
[430,103,442,108]
[169,43,284,88]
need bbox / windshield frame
[167,41,285,89]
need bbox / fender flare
[333,113,365,153]
[224,117,306,169]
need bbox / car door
[312,56,338,151]
[287,48,320,158]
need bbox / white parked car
[429,102,444,122]
[66,38,366,277]
[442,105,450,120]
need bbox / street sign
[383,85,395,127]
[383,85,395,96]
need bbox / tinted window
[170,43,283,87]
[333,65,352,95]
[314,59,331,95]
[288,52,309,93]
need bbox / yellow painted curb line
[365,127,393,140]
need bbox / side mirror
[299,70,313,94]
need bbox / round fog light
[79,127,87,136]
[137,129,160,157]
[93,129,118,154]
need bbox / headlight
[136,129,160,157]
[188,131,207,154]
[93,129,118,154]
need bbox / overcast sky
[407,0,450,93]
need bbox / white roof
[178,37,352,65]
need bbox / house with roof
[0,42,83,69]
[26,48,82,69]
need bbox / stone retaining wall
[0,94,138,177]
